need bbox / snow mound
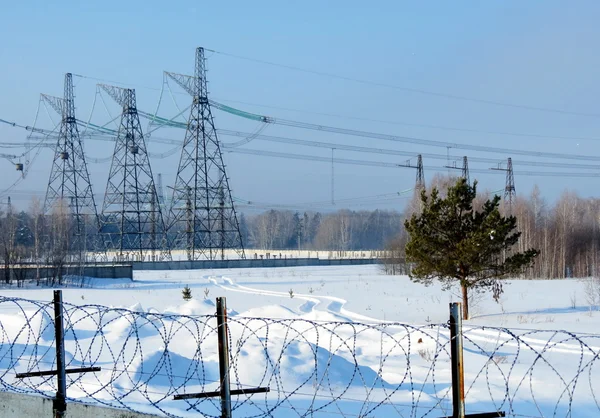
[237,305,299,320]
[134,349,219,387]
[172,299,216,316]
[279,341,390,390]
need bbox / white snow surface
[0,265,598,417]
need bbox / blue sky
[1,1,600,211]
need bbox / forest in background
[0,172,598,280]
[240,209,402,251]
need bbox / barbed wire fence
[0,291,597,417]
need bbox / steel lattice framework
[461,156,470,186]
[98,84,170,262]
[415,154,425,191]
[504,157,516,213]
[43,73,99,255]
[166,47,245,260]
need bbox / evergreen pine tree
[404,178,538,320]
[182,285,192,301]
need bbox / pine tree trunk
[461,284,469,320]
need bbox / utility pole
[166,47,245,260]
[331,148,335,205]
[97,84,171,262]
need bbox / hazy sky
[1,1,600,212]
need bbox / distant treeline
[240,209,403,251]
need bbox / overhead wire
[234,189,414,211]
[75,72,600,143]
[217,129,600,170]
[213,97,600,143]
[143,99,600,162]
[207,48,600,119]
[9,113,600,177]
[71,73,600,162]
[226,147,600,178]
[269,117,600,162]
[3,65,600,212]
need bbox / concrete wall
[133,257,378,271]
[0,264,133,282]
[0,391,159,417]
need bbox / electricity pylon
[43,73,99,257]
[415,154,425,191]
[98,84,170,262]
[491,157,516,214]
[461,156,470,186]
[165,47,245,260]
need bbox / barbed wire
[0,296,597,417]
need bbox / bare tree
[29,198,44,285]
[46,200,71,286]
[0,205,17,285]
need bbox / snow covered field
[0,265,598,417]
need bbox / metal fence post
[449,302,465,418]
[53,290,67,418]
[216,297,232,418]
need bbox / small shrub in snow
[204,287,210,300]
[584,277,600,310]
[182,285,192,301]
[289,289,294,299]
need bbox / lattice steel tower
[98,84,170,261]
[504,157,516,214]
[415,154,425,191]
[166,47,245,260]
[461,156,470,186]
[43,73,99,255]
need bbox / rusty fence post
[449,302,465,418]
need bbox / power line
[14,118,600,174]
[226,147,600,178]
[73,72,600,143]
[208,48,600,119]
[215,98,600,143]
[218,129,600,170]
[270,117,600,162]
[138,101,600,162]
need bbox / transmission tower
[165,47,245,261]
[98,84,170,262]
[415,154,425,191]
[43,73,99,256]
[461,156,470,185]
[444,155,471,185]
[491,157,516,214]
[504,157,516,212]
